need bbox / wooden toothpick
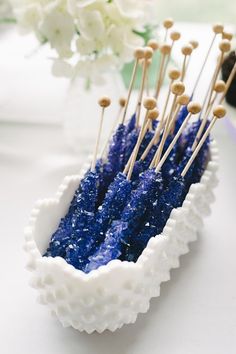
[182,105,226,177]
[180,44,193,81]
[121,47,145,124]
[168,94,190,134]
[124,97,157,179]
[163,18,174,41]
[192,80,226,151]
[146,39,159,96]
[154,44,171,100]
[219,57,236,103]
[192,23,224,97]
[135,47,154,127]
[159,31,181,93]
[91,96,111,171]
[101,97,126,158]
[204,39,231,113]
[151,81,185,167]
[156,102,201,172]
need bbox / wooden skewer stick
[155,68,181,140]
[192,23,224,97]
[140,70,180,160]
[200,39,231,123]
[101,97,126,158]
[143,58,152,96]
[124,106,159,173]
[163,18,174,42]
[121,47,145,124]
[186,40,199,72]
[146,39,159,96]
[192,80,226,151]
[91,96,111,171]
[135,47,154,127]
[180,44,193,81]
[125,98,157,179]
[168,94,190,134]
[159,31,181,92]
[204,39,231,111]
[182,105,226,177]
[151,81,185,168]
[154,44,171,100]
[156,102,201,172]
[219,57,236,103]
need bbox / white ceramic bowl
[24,141,219,333]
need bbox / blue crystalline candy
[123,128,139,166]
[45,171,99,266]
[85,221,129,273]
[125,175,185,261]
[67,173,133,271]
[95,172,132,235]
[125,113,136,135]
[122,169,163,230]
[174,104,189,135]
[107,123,126,174]
[137,130,154,160]
[192,135,210,183]
[85,170,163,272]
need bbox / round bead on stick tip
[177,94,190,106]
[170,31,181,41]
[171,81,185,96]
[143,97,157,110]
[222,32,233,41]
[134,47,145,59]
[160,44,171,55]
[144,47,153,59]
[148,108,159,120]
[163,18,174,29]
[181,44,193,56]
[147,39,159,51]
[213,105,226,118]
[187,102,202,114]
[213,23,224,34]
[214,80,226,93]
[98,96,111,108]
[168,68,181,80]
[119,97,126,107]
[219,39,231,53]
[189,40,199,49]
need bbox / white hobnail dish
[24,140,219,333]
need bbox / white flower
[76,36,96,55]
[40,9,74,57]
[77,9,105,40]
[13,3,43,30]
[10,0,157,81]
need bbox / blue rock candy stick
[45,171,99,265]
[85,169,163,272]
[123,127,139,166]
[125,113,136,134]
[174,104,189,135]
[107,123,126,173]
[95,172,133,235]
[126,175,185,261]
[137,130,154,160]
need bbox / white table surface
[0,118,236,354]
